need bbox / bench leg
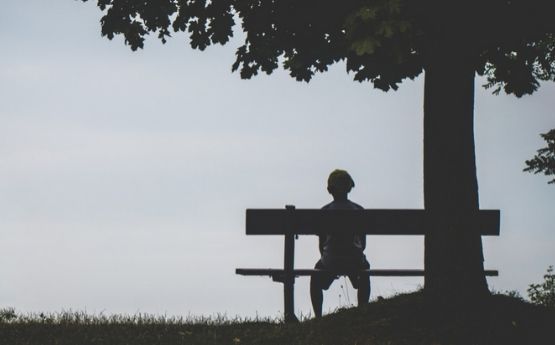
[284,275,296,322]
[283,229,297,322]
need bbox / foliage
[0,308,16,322]
[501,289,524,301]
[527,266,555,308]
[82,1,555,97]
[524,130,555,184]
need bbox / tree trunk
[423,46,489,303]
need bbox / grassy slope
[1,292,554,345]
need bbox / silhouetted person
[310,169,370,317]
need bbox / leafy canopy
[524,130,555,184]
[527,266,555,308]
[83,0,555,96]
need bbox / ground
[1,292,554,345]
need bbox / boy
[310,169,371,317]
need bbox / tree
[82,0,555,302]
[524,130,555,184]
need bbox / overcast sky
[0,0,553,318]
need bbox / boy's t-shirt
[320,199,367,267]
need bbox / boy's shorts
[312,256,370,290]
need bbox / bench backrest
[246,209,500,236]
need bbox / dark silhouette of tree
[527,265,555,308]
[82,0,555,302]
[525,130,555,184]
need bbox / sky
[0,0,553,319]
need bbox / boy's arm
[319,235,325,255]
[361,234,366,250]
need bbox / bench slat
[246,209,500,236]
[235,268,499,277]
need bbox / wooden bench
[236,205,500,321]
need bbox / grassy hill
[1,292,554,345]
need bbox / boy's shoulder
[322,200,364,210]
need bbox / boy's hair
[327,169,355,195]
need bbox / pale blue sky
[0,0,553,318]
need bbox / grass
[1,291,554,345]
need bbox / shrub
[527,266,555,308]
[503,290,524,300]
[0,308,17,322]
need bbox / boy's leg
[352,258,370,306]
[311,260,336,318]
[357,274,370,306]
[310,277,323,318]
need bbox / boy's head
[327,169,355,197]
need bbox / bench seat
[236,268,498,282]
